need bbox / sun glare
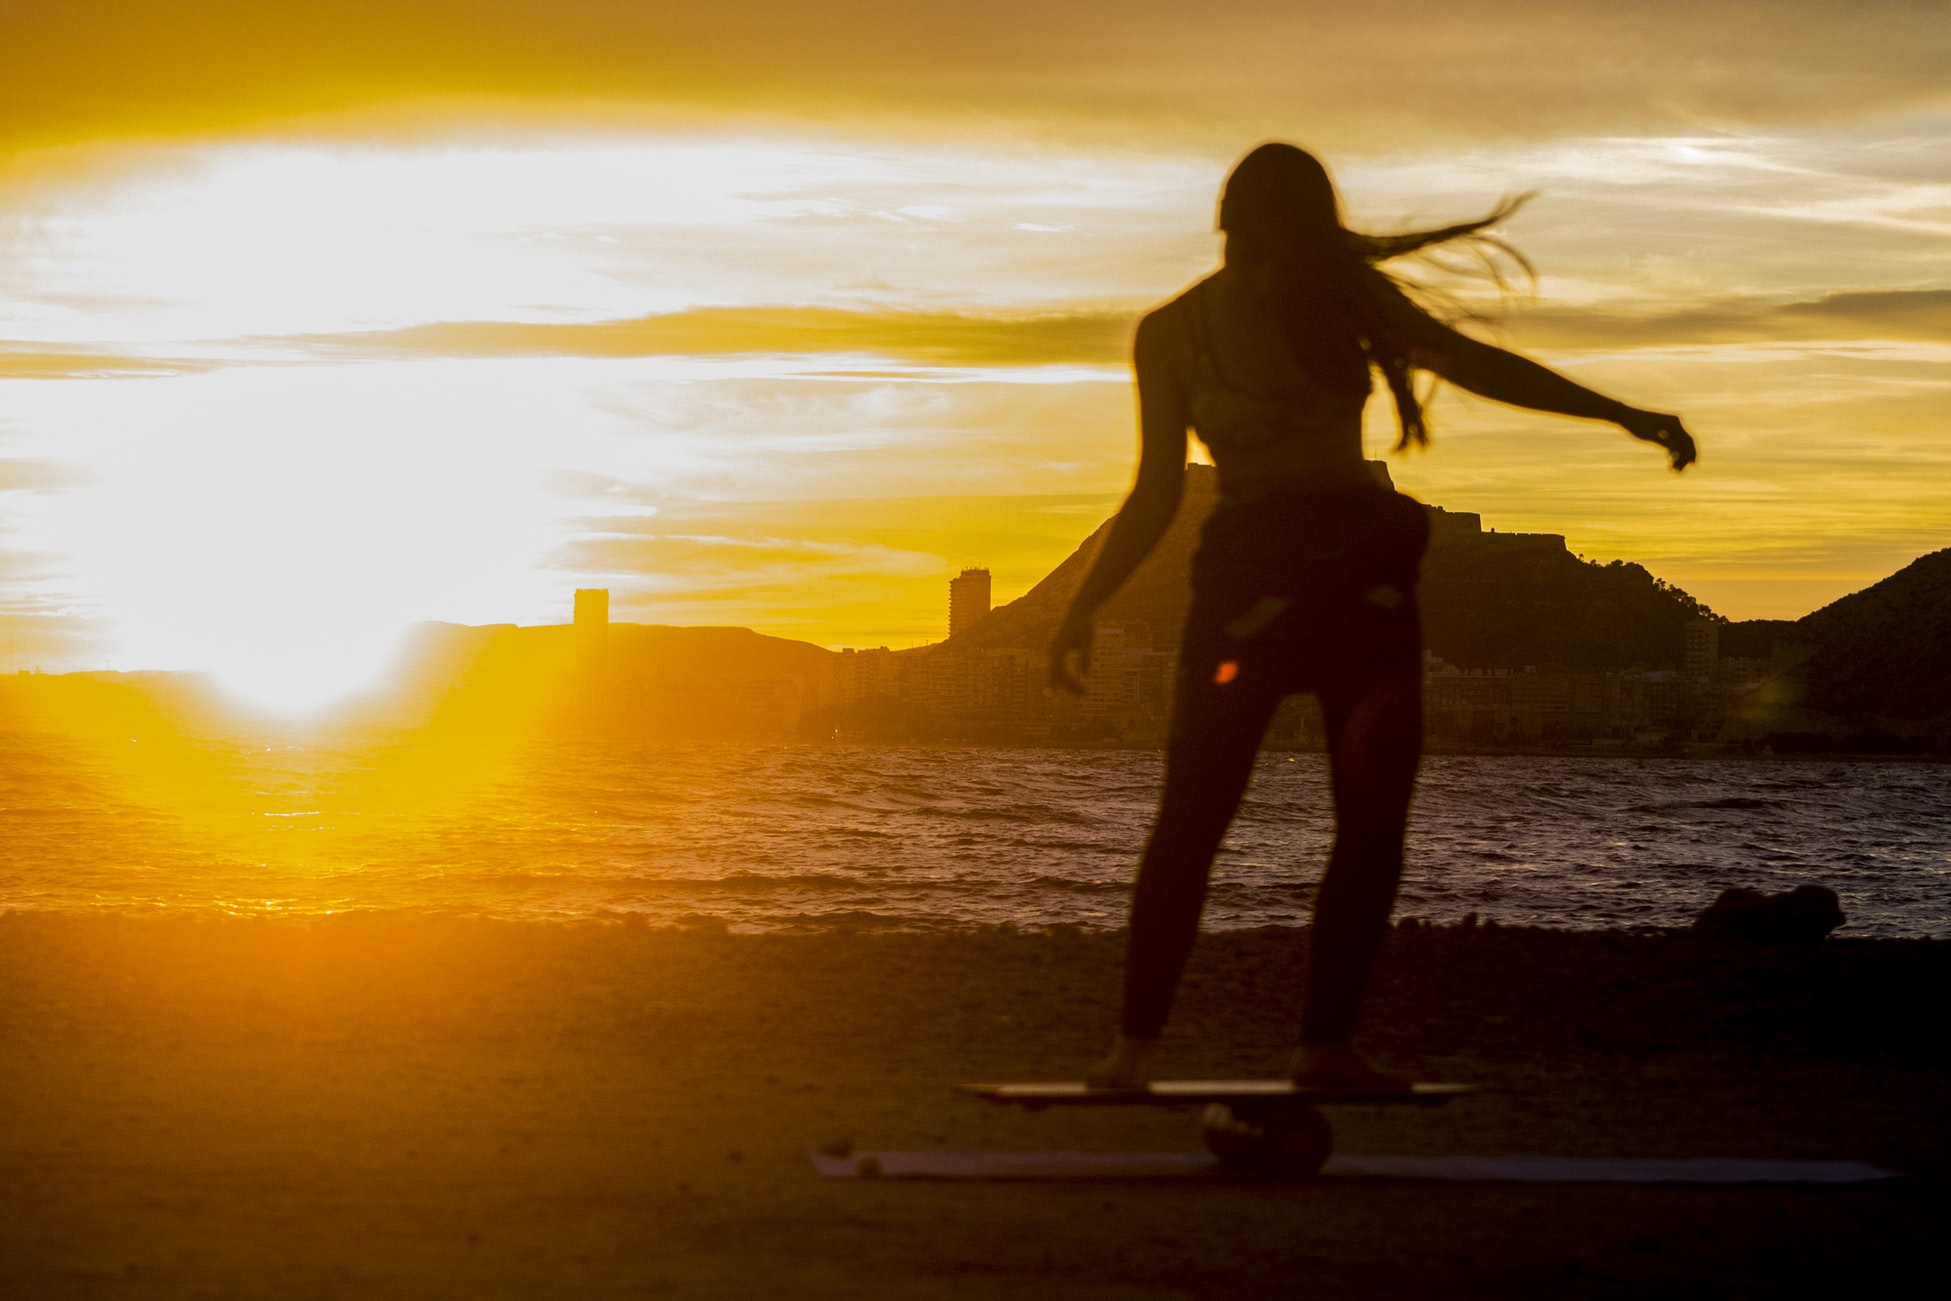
[6,138,1210,349]
[1,124,1948,692]
[0,133,1215,696]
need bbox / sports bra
[1183,281,1370,501]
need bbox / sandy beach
[2,912,1944,1298]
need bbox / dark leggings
[1118,626,1422,1045]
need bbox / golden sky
[1,2,1947,708]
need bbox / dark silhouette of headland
[2,475,1944,754]
[849,463,1950,753]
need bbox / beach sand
[2,913,1945,1298]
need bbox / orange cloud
[280,307,1135,366]
[4,2,1948,153]
[0,458,94,492]
[1508,290,1951,351]
[0,351,213,380]
[15,290,1942,377]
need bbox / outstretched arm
[1377,278,1697,470]
[1050,312,1189,694]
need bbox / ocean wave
[1,741,1946,937]
[1026,875,1129,894]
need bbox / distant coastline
[4,462,1945,755]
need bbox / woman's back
[1154,268,1375,502]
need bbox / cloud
[0,335,224,382]
[0,458,94,492]
[285,307,1135,367]
[0,549,65,583]
[11,290,1944,386]
[3,2,1947,154]
[1504,289,1951,350]
[1779,290,1951,337]
[245,290,1951,368]
[0,351,214,380]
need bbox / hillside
[1780,548,1951,724]
[955,463,1712,670]
[373,621,837,737]
[390,620,834,688]
[951,466,1216,654]
[1418,546,1711,671]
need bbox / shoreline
[11,714,1950,762]
[3,913,1944,1297]
[798,735,1951,762]
[4,910,1944,943]
[984,743,1950,762]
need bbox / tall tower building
[574,589,610,628]
[1683,617,1719,678]
[949,567,992,638]
[574,588,610,675]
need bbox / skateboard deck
[961,1080,1477,1108]
[959,1080,1478,1177]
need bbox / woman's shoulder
[1135,277,1214,357]
[1144,276,1215,324]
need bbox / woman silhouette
[1051,143,1694,1091]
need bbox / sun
[14,356,592,714]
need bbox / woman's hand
[1049,610,1096,696]
[1619,409,1697,471]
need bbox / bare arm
[1049,311,1189,693]
[1378,277,1697,470]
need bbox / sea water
[1,734,1945,937]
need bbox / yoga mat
[808,1149,1899,1184]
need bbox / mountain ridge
[952,463,1716,671]
[945,462,1950,737]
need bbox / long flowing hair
[1217,143,1530,451]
